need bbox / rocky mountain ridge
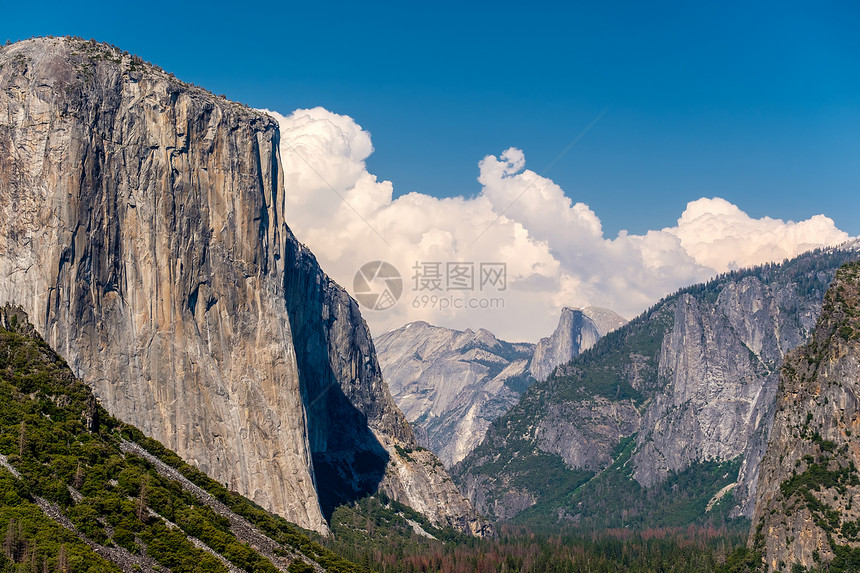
[453,246,859,527]
[751,260,860,571]
[377,322,534,467]
[0,37,484,536]
[377,307,625,467]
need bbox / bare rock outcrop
[0,37,483,535]
[529,307,625,382]
[751,261,860,571]
[378,307,625,468]
[377,322,533,467]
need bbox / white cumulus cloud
[262,107,851,342]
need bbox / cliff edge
[0,37,485,535]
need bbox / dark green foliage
[828,543,860,572]
[288,558,315,573]
[0,484,121,572]
[123,427,367,573]
[780,459,858,502]
[0,321,233,571]
[0,310,366,572]
[393,444,414,462]
[487,450,593,514]
[515,441,745,531]
[325,506,748,573]
[326,493,469,563]
[720,546,764,572]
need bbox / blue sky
[4,0,859,237]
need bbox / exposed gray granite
[0,37,485,535]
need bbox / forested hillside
[0,304,363,572]
[0,303,756,573]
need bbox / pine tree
[3,518,16,560]
[136,475,149,522]
[57,544,68,573]
[73,461,84,490]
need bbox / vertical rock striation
[0,37,484,535]
[528,307,624,382]
[751,261,860,571]
[632,274,821,517]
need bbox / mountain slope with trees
[0,304,363,573]
[454,245,860,529]
[751,260,860,571]
[0,302,755,573]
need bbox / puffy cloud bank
[264,106,851,341]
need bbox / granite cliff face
[528,306,625,381]
[377,307,625,467]
[751,261,860,571]
[454,248,858,525]
[0,37,484,535]
[631,272,822,517]
[377,322,534,467]
[0,304,373,572]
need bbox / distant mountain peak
[376,322,534,466]
[528,306,627,382]
[581,306,629,335]
[378,306,624,466]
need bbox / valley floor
[322,497,755,573]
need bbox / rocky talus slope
[0,37,484,535]
[454,247,859,526]
[751,260,860,571]
[378,307,625,467]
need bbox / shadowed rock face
[0,37,485,536]
[529,307,625,382]
[751,261,860,572]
